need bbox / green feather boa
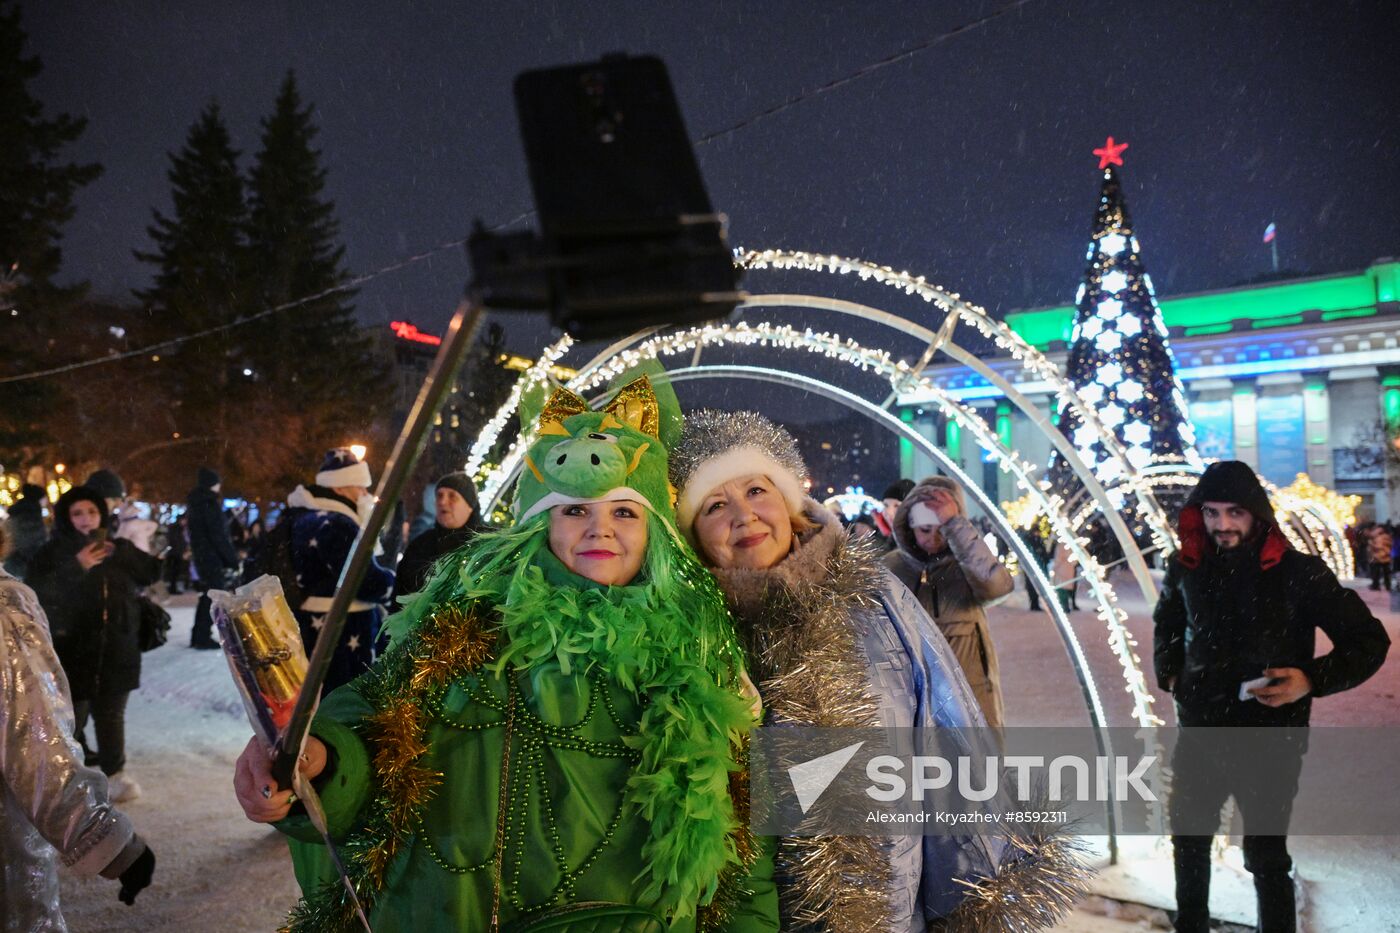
[384,513,756,919]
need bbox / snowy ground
[57,594,299,932]
[54,575,1400,932]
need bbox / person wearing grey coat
[883,476,1014,729]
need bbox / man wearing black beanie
[391,472,486,603]
[1154,460,1390,932]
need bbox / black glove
[118,845,155,905]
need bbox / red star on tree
[1093,136,1129,169]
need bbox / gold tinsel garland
[362,603,490,888]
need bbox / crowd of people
[0,396,1391,930]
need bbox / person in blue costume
[234,375,777,933]
[282,448,396,694]
[670,410,1087,932]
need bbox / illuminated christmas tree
[1055,137,1201,511]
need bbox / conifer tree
[0,1,102,460]
[246,71,385,456]
[135,102,253,480]
[1051,138,1201,528]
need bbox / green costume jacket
[277,605,777,932]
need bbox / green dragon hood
[513,373,681,539]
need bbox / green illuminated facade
[1005,260,1400,350]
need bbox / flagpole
[1271,235,1279,273]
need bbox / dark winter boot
[1253,872,1296,933]
[1171,839,1212,933]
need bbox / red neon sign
[390,321,442,346]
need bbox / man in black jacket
[186,467,239,649]
[1154,460,1390,933]
[390,472,485,604]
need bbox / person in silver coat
[670,411,1085,933]
[883,477,1014,729]
[0,522,154,930]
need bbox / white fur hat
[669,410,808,540]
[315,447,372,489]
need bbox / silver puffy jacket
[1,573,140,931]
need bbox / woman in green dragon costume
[234,374,777,932]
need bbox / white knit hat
[669,410,808,540]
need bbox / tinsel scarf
[712,510,899,933]
[378,515,758,921]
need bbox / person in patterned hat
[283,448,395,695]
[670,410,1087,932]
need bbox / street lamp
[349,444,367,462]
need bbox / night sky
[24,1,1400,366]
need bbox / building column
[1381,371,1400,522]
[1231,380,1259,471]
[899,407,917,480]
[1304,373,1333,486]
[995,400,1014,501]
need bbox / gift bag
[209,575,310,745]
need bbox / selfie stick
[272,293,484,788]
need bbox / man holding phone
[1153,460,1390,932]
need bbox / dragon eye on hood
[587,433,620,444]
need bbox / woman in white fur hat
[670,410,1085,933]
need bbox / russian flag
[1263,222,1277,243]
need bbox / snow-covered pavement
[57,596,298,932]
[54,575,1400,931]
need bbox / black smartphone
[510,54,741,339]
[514,54,713,232]
[90,528,108,545]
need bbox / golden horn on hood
[603,375,660,439]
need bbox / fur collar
[287,484,362,525]
[1175,503,1289,570]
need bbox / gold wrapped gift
[213,575,310,725]
[234,609,302,704]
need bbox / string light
[728,248,1177,553]
[463,248,1198,724]
[1094,329,1123,353]
[463,335,573,480]
[1101,270,1129,293]
[473,317,1162,725]
[1123,421,1152,445]
[1099,233,1128,255]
